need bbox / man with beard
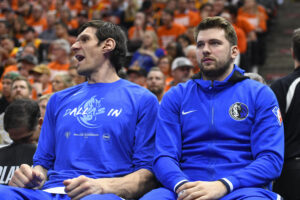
[0,76,32,145]
[141,17,284,200]
[146,67,166,102]
[0,20,158,200]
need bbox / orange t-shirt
[48,61,70,79]
[157,23,187,48]
[233,25,247,54]
[235,16,256,35]
[238,5,268,32]
[26,17,48,35]
[174,10,201,28]
[128,25,154,40]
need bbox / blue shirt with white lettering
[33,79,158,189]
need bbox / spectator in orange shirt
[66,0,83,18]
[30,64,52,99]
[221,11,247,68]
[26,4,47,35]
[21,26,42,49]
[174,0,201,28]
[47,38,71,79]
[238,0,268,72]
[157,8,187,48]
[59,6,79,31]
[0,36,18,68]
[127,11,154,53]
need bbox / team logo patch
[229,102,249,121]
[272,106,282,126]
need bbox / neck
[294,60,300,69]
[202,64,234,82]
[87,61,120,83]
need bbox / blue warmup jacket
[153,66,284,193]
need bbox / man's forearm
[99,169,157,199]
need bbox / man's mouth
[75,55,85,62]
[202,57,215,64]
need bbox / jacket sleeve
[223,86,284,192]
[153,88,189,191]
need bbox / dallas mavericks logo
[229,102,248,121]
[64,95,105,128]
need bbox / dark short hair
[78,20,127,72]
[11,76,32,93]
[4,99,41,132]
[292,28,300,62]
[194,16,237,46]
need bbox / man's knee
[140,187,176,200]
[81,193,122,200]
[220,187,281,200]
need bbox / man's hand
[8,164,46,189]
[176,181,228,200]
[63,175,109,200]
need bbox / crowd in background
[0,0,282,145]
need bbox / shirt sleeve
[153,87,190,191]
[33,94,57,170]
[132,91,159,172]
[223,86,284,191]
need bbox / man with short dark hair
[146,67,166,102]
[0,99,41,185]
[271,28,300,200]
[141,16,283,200]
[0,20,158,200]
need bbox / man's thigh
[140,187,177,200]
[221,187,282,200]
[0,185,69,200]
[81,194,123,200]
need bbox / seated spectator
[38,93,52,119]
[157,55,173,88]
[0,72,19,115]
[146,67,166,102]
[130,30,165,72]
[68,59,86,85]
[165,57,194,91]
[47,39,71,79]
[157,8,186,48]
[174,0,201,28]
[127,11,154,53]
[127,66,148,87]
[52,73,74,92]
[185,45,199,73]
[25,4,47,35]
[0,99,41,185]
[30,64,52,99]
[165,41,185,63]
[20,26,42,49]
[0,76,32,145]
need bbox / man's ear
[231,45,239,59]
[102,38,116,53]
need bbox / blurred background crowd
[0,0,296,146]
